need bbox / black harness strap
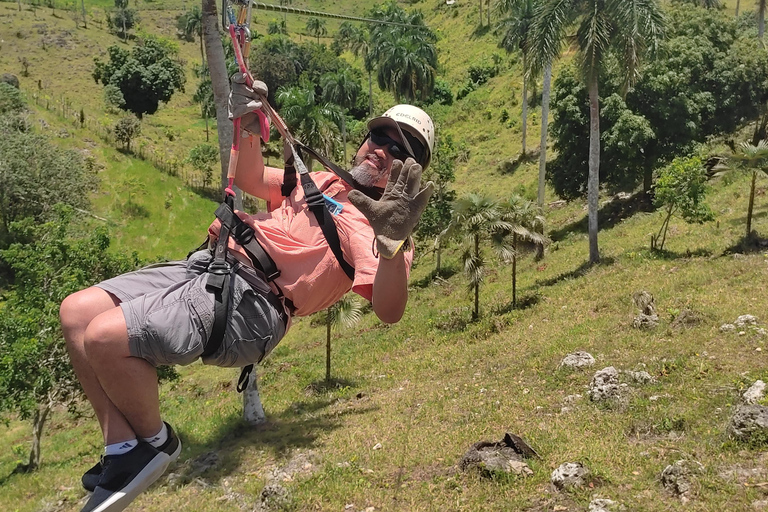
[202,194,234,359]
[284,143,356,281]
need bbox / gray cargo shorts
[96,250,287,368]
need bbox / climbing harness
[204,0,382,391]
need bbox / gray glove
[228,72,268,135]
[348,158,435,259]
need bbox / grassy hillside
[2,0,768,511]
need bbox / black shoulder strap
[283,143,355,281]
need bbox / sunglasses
[367,129,415,162]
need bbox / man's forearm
[372,252,408,324]
[233,134,269,199]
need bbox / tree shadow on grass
[304,377,357,396]
[165,389,377,489]
[722,233,768,255]
[649,248,713,260]
[549,193,653,242]
[491,292,542,315]
[471,24,491,38]
[411,266,458,289]
[190,185,222,203]
[534,257,615,288]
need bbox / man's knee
[60,287,120,337]
[82,308,132,363]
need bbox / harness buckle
[207,260,231,276]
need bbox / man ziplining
[59,70,436,512]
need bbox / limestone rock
[559,351,596,370]
[744,381,767,405]
[632,291,656,315]
[720,324,737,333]
[459,433,538,477]
[660,460,704,497]
[728,404,768,441]
[624,370,654,385]
[633,313,659,329]
[588,367,621,402]
[589,498,622,511]
[551,462,590,490]
[735,315,759,328]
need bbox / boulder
[551,462,590,490]
[588,367,621,402]
[660,459,704,497]
[743,381,767,405]
[559,351,596,370]
[728,404,768,442]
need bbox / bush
[0,82,24,114]
[113,115,141,151]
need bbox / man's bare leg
[61,287,137,444]
[83,306,163,440]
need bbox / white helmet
[367,104,435,169]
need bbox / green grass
[2,0,768,510]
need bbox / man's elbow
[374,303,405,324]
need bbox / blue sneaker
[81,425,181,512]
[81,423,181,494]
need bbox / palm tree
[724,140,768,239]
[496,0,538,156]
[192,65,215,141]
[306,17,327,44]
[371,31,437,102]
[323,295,363,382]
[441,194,513,320]
[530,0,664,264]
[368,4,438,103]
[498,197,548,307]
[346,26,375,116]
[321,69,361,164]
[184,5,204,66]
[277,83,344,161]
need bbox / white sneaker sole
[89,438,182,512]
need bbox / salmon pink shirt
[209,168,413,317]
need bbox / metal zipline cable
[252,2,427,29]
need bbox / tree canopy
[93,36,186,118]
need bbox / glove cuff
[376,236,408,260]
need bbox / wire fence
[26,89,216,192]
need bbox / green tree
[720,141,768,241]
[0,125,90,240]
[93,37,186,118]
[652,156,714,251]
[188,143,219,189]
[268,18,288,35]
[368,3,438,102]
[416,133,457,274]
[321,68,361,163]
[0,206,142,471]
[109,0,137,41]
[323,295,362,382]
[0,82,24,114]
[337,23,375,116]
[441,194,513,320]
[113,114,141,152]
[498,197,548,307]
[530,0,664,264]
[193,64,215,141]
[496,0,538,156]
[277,82,343,161]
[183,6,205,66]
[306,17,327,44]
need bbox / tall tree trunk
[473,234,480,320]
[735,0,740,16]
[521,55,528,156]
[479,0,483,27]
[747,170,757,238]
[325,316,332,382]
[368,71,373,116]
[80,0,87,27]
[487,0,490,27]
[242,370,266,424]
[587,76,601,264]
[512,234,517,308]
[342,115,347,165]
[26,405,51,471]
[200,36,205,67]
[204,112,209,141]
[760,0,766,44]
[537,61,552,208]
